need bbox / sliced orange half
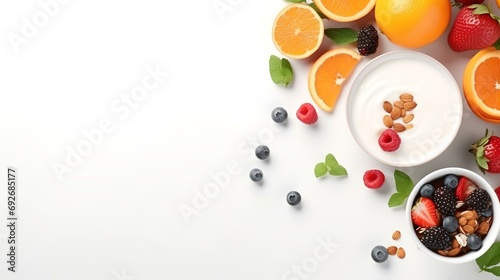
[312,0,376,22]
[272,3,324,59]
[308,48,361,112]
[463,47,500,123]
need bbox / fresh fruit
[308,48,361,112]
[296,103,318,125]
[497,0,500,9]
[249,168,263,182]
[467,234,482,250]
[363,169,385,189]
[375,0,451,48]
[411,197,439,228]
[482,206,493,217]
[433,186,457,217]
[287,191,301,206]
[463,47,500,123]
[271,107,288,123]
[419,183,435,198]
[371,245,389,263]
[378,129,401,152]
[465,188,491,212]
[272,3,324,59]
[470,130,500,173]
[357,25,379,56]
[495,186,500,201]
[255,145,270,160]
[455,176,478,201]
[454,0,484,7]
[443,174,459,189]
[312,0,376,22]
[442,216,459,233]
[420,226,452,250]
[447,5,500,52]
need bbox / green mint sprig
[269,55,293,87]
[388,170,414,207]
[324,28,358,45]
[314,153,348,178]
[477,242,500,276]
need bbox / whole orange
[375,0,451,48]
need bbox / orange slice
[308,48,361,112]
[313,0,376,22]
[463,47,500,123]
[272,3,324,59]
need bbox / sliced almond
[403,101,417,111]
[383,115,393,128]
[399,93,413,102]
[396,247,406,259]
[393,123,406,132]
[403,114,414,123]
[392,230,401,240]
[387,246,397,256]
[383,101,392,113]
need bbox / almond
[462,211,474,220]
[392,230,401,240]
[459,216,468,226]
[403,114,414,123]
[387,246,397,256]
[399,93,413,102]
[477,221,490,235]
[461,225,475,235]
[394,100,404,109]
[383,115,393,128]
[396,247,406,259]
[403,101,417,111]
[405,124,414,130]
[390,107,402,119]
[437,250,447,256]
[393,123,406,132]
[400,109,406,117]
[447,248,461,257]
[383,101,392,113]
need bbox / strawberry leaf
[477,242,500,272]
[471,4,490,15]
[324,28,358,45]
[394,170,414,196]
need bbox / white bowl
[406,167,500,264]
[347,51,462,167]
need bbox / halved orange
[312,0,376,22]
[308,48,361,112]
[463,47,500,123]
[272,3,324,59]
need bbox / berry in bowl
[406,167,500,264]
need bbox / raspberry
[357,25,379,56]
[378,129,401,152]
[296,103,318,124]
[363,169,385,189]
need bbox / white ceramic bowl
[406,167,500,264]
[347,51,462,167]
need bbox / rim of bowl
[405,167,500,264]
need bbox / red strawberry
[447,4,500,52]
[453,0,484,7]
[411,197,439,228]
[455,176,478,201]
[470,129,500,173]
[495,186,500,201]
[296,103,318,124]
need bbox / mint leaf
[324,28,358,45]
[325,154,338,168]
[388,192,408,207]
[315,162,328,178]
[483,266,500,276]
[394,170,414,196]
[269,55,293,86]
[477,242,500,270]
[329,165,347,176]
[308,2,326,19]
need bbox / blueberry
[481,206,493,217]
[442,216,459,232]
[271,107,288,123]
[255,145,270,160]
[444,174,459,189]
[249,168,263,182]
[286,191,301,206]
[419,183,434,198]
[371,245,388,263]
[467,234,482,251]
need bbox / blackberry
[432,186,456,217]
[357,25,379,56]
[420,227,452,250]
[465,188,491,212]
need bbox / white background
[1,0,500,279]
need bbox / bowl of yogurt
[346,50,462,167]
